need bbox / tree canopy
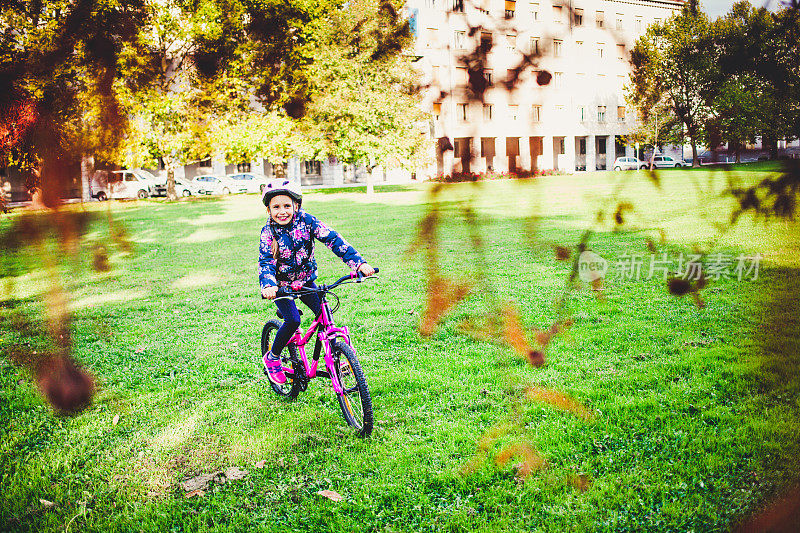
[627,1,800,164]
[1,0,427,202]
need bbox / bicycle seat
[276,309,302,320]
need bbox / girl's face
[268,194,297,225]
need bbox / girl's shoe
[263,352,287,384]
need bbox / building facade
[408,0,685,176]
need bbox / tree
[301,0,428,193]
[209,110,322,179]
[120,0,235,199]
[714,2,800,158]
[712,74,766,162]
[1,0,153,204]
[628,6,717,167]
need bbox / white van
[90,169,160,200]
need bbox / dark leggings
[271,282,322,357]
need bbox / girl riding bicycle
[259,179,375,385]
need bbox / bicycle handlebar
[268,267,379,300]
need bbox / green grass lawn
[2,167,799,532]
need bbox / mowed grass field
[2,165,800,532]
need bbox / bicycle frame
[280,294,353,395]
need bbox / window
[304,160,321,175]
[654,17,661,24]
[553,5,563,23]
[579,138,586,155]
[532,105,541,122]
[483,104,493,121]
[596,11,604,28]
[635,16,643,31]
[574,8,583,26]
[433,102,442,120]
[426,0,437,7]
[616,14,623,30]
[509,105,519,120]
[578,106,586,122]
[432,65,441,81]
[555,105,566,119]
[483,69,493,85]
[597,43,604,58]
[457,103,468,121]
[453,0,464,12]
[456,66,468,84]
[576,40,584,52]
[617,106,626,122]
[454,31,467,49]
[507,34,516,50]
[554,71,563,87]
[597,73,606,85]
[553,39,562,57]
[530,2,539,20]
[505,0,516,19]
[530,37,540,54]
[617,74,626,87]
[617,44,626,61]
[480,31,493,52]
[597,105,606,122]
[426,28,438,48]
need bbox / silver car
[225,172,270,194]
[651,155,686,168]
[174,178,200,197]
[612,157,647,171]
[191,174,237,195]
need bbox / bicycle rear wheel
[261,319,302,399]
[332,339,373,437]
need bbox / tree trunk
[166,167,177,201]
[80,154,93,203]
[274,161,286,180]
[366,165,375,196]
[690,140,699,168]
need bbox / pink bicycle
[261,269,379,437]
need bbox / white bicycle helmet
[261,178,302,207]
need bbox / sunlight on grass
[151,411,203,449]
[70,289,148,310]
[177,228,229,244]
[0,269,49,302]
[171,272,222,290]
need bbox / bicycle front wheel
[261,319,302,399]
[332,339,373,437]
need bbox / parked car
[612,157,647,171]
[173,178,199,197]
[650,155,686,168]
[225,172,270,194]
[191,174,236,195]
[90,169,160,200]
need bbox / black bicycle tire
[261,319,302,399]
[332,339,373,437]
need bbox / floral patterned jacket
[258,209,364,289]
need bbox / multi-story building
[408,0,684,176]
